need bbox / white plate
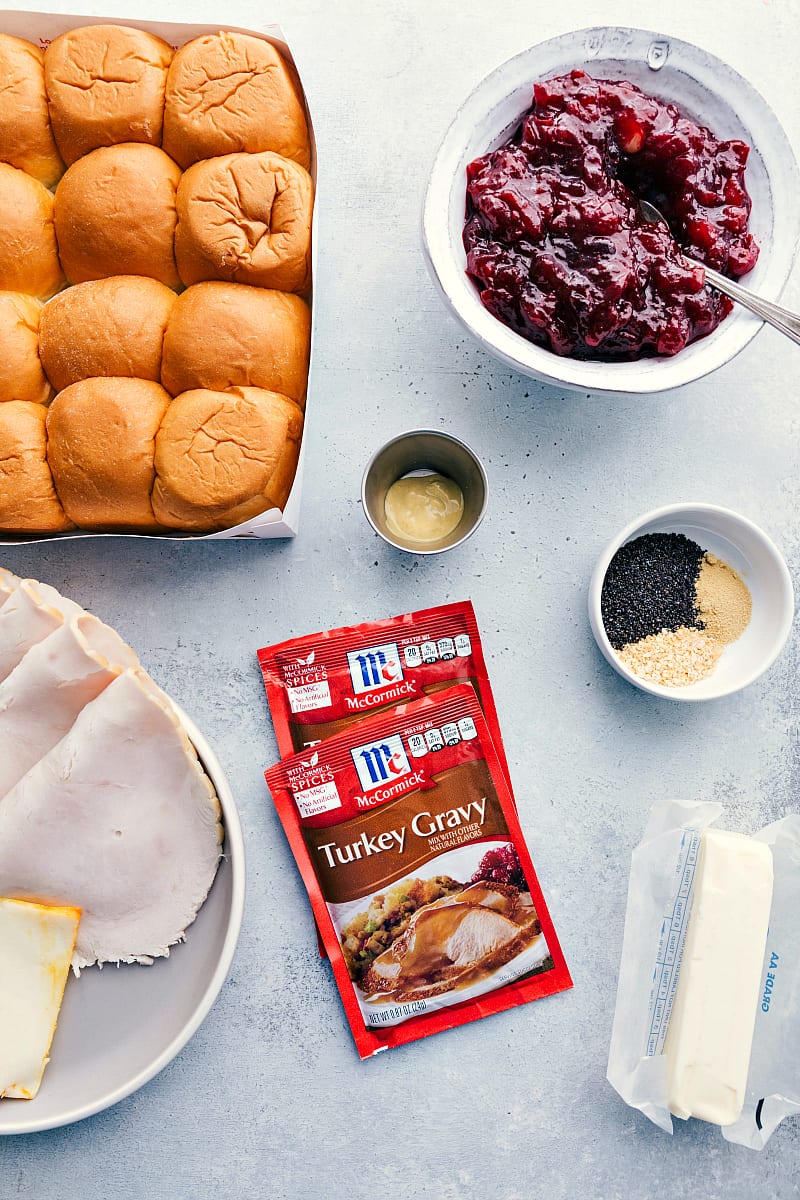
[0,704,245,1135]
[423,26,800,394]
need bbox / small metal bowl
[361,430,488,555]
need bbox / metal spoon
[639,199,800,347]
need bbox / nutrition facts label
[402,633,472,668]
[645,828,701,1058]
[407,716,477,758]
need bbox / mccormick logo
[351,733,411,793]
[346,642,403,695]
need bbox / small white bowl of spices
[588,503,794,700]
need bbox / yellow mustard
[384,473,464,544]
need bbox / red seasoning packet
[264,684,572,1057]
[258,601,516,959]
[257,600,513,791]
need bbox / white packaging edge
[0,8,317,543]
[606,799,724,1135]
[607,798,800,1149]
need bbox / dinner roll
[161,283,310,404]
[153,386,303,531]
[163,32,310,170]
[175,152,313,292]
[40,276,177,392]
[46,378,172,531]
[0,164,65,299]
[0,402,72,533]
[0,35,63,186]
[44,24,173,165]
[54,144,181,287]
[0,293,51,404]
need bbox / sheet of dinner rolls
[0,22,313,538]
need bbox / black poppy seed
[601,532,705,650]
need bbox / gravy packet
[257,600,512,789]
[264,683,571,1057]
[258,600,516,959]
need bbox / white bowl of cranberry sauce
[423,27,800,394]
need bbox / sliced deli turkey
[0,573,223,975]
[0,668,222,969]
[0,611,138,795]
[0,570,225,1100]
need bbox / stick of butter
[665,829,773,1126]
[0,896,81,1100]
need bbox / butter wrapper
[607,798,800,1149]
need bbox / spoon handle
[703,264,800,346]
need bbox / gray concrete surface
[1,0,800,1196]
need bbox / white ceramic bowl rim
[587,502,795,700]
[423,26,800,394]
[0,704,246,1135]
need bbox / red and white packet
[257,600,513,790]
[264,684,571,1057]
[258,601,518,957]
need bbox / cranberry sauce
[463,71,759,359]
[472,844,526,890]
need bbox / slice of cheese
[665,829,773,1126]
[0,897,80,1100]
